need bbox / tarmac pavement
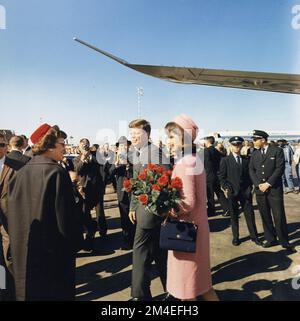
[76,187,300,301]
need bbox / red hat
[30,123,51,144]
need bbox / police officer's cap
[251,130,269,140]
[229,136,244,145]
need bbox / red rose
[156,166,165,174]
[147,163,158,172]
[123,179,131,188]
[138,194,148,205]
[123,179,132,192]
[138,172,147,180]
[152,184,161,192]
[171,177,183,191]
[166,170,173,177]
[158,175,169,187]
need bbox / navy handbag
[159,219,198,253]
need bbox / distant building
[0,129,15,142]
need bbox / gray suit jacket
[130,143,170,229]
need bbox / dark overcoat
[73,155,104,208]
[204,146,222,183]
[7,155,82,301]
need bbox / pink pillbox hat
[172,114,199,142]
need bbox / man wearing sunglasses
[249,130,295,253]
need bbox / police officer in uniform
[219,136,262,246]
[249,130,296,253]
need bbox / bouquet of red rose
[123,163,183,217]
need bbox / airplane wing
[73,37,300,95]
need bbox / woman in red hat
[7,124,82,301]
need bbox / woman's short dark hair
[32,126,65,155]
[165,122,184,140]
[165,122,196,154]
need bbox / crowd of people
[0,115,299,301]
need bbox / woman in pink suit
[164,114,218,301]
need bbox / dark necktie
[136,150,140,158]
[262,148,265,155]
[236,156,242,166]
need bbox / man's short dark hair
[204,136,215,145]
[129,119,151,137]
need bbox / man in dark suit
[1,136,31,236]
[204,136,229,217]
[98,143,116,191]
[109,136,135,249]
[6,136,31,170]
[219,136,262,247]
[0,135,30,300]
[74,138,106,251]
[20,135,33,157]
[61,156,75,172]
[249,130,295,253]
[0,134,8,301]
[128,119,169,301]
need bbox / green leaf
[150,204,157,212]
